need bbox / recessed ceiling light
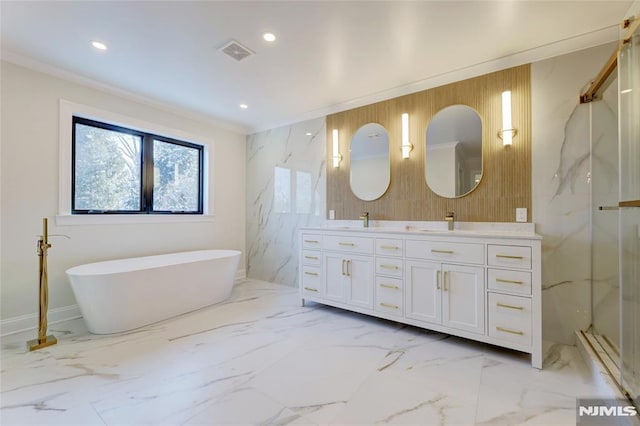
[239,104,248,109]
[263,32,276,42]
[91,40,108,51]
[305,132,312,136]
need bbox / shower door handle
[598,206,619,211]
[619,200,640,208]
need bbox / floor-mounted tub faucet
[445,212,455,231]
[360,212,369,228]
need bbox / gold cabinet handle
[495,254,524,260]
[380,245,400,250]
[496,326,524,335]
[380,264,399,270]
[304,239,319,244]
[431,249,454,254]
[379,283,400,290]
[339,242,355,247]
[346,259,351,277]
[495,278,524,285]
[496,302,524,310]
[436,270,441,290]
[304,271,318,276]
[443,271,448,291]
[304,255,319,260]
[341,259,346,276]
[303,287,318,292]
[380,302,399,310]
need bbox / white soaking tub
[66,250,241,334]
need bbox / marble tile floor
[0,279,611,425]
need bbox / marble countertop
[301,220,542,239]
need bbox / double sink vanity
[299,221,542,368]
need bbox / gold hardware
[304,239,319,244]
[27,218,58,351]
[304,271,318,276]
[496,302,524,310]
[380,264,399,270]
[619,200,640,208]
[495,254,524,260]
[304,255,319,260]
[436,270,441,290]
[443,271,448,291]
[445,212,454,231]
[359,212,369,228]
[380,302,399,310]
[339,242,355,247]
[381,245,400,250]
[346,260,351,277]
[496,326,524,336]
[495,278,524,285]
[380,283,400,290]
[431,249,454,254]
[303,287,318,292]
[341,259,346,276]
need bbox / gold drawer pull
[304,240,319,244]
[431,249,454,254]
[304,255,319,260]
[339,242,356,247]
[379,283,400,290]
[496,254,524,260]
[496,326,524,335]
[381,245,400,250]
[496,302,524,310]
[303,287,318,292]
[495,278,524,285]
[380,264,399,270]
[380,302,399,310]
[304,271,318,276]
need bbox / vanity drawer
[324,235,374,255]
[375,257,403,277]
[302,250,321,266]
[488,293,532,346]
[405,240,484,265]
[376,238,403,257]
[488,245,531,269]
[301,234,322,250]
[301,265,322,295]
[375,276,403,315]
[488,269,531,295]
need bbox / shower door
[619,25,640,407]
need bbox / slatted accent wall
[326,64,531,222]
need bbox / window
[72,117,203,214]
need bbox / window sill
[55,214,215,226]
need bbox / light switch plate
[329,210,335,220]
[516,208,527,223]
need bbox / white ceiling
[0,1,631,134]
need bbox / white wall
[0,61,246,326]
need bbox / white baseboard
[0,304,82,337]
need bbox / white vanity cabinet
[299,227,542,368]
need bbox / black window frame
[72,116,204,215]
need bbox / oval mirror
[425,105,482,198]
[350,123,390,201]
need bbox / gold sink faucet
[359,212,369,228]
[445,212,454,231]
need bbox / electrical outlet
[329,210,335,220]
[516,208,527,223]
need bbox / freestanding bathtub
[66,250,241,334]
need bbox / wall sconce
[332,129,342,168]
[498,90,517,146]
[401,113,413,159]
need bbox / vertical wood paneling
[326,65,531,222]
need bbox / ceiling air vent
[218,39,255,62]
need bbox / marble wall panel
[246,118,327,286]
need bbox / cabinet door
[347,254,374,309]
[405,260,441,324]
[442,264,485,334]
[324,253,347,303]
